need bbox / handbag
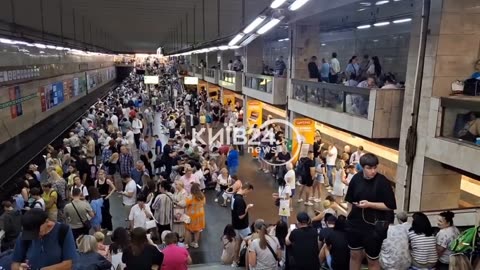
[146,219,157,230]
[71,201,92,230]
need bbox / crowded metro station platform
[1,0,480,269]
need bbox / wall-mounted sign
[144,76,159,84]
[184,76,199,85]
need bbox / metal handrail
[291,79,372,118]
[244,73,273,80]
[205,68,216,78]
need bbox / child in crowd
[221,224,237,265]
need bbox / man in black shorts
[344,153,396,270]
[297,151,316,206]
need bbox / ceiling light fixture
[373,21,390,27]
[219,45,230,50]
[228,33,245,46]
[357,24,372,29]
[240,34,259,46]
[288,0,310,11]
[46,45,56,49]
[270,0,287,9]
[278,38,289,42]
[393,18,412,23]
[359,2,372,6]
[358,8,367,11]
[257,18,283,34]
[229,46,241,50]
[243,16,266,34]
[375,0,390,5]
[34,43,47,49]
[321,43,326,46]
[0,38,16,44]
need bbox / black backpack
[295,158,308,180]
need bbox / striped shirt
[408,231,438,265]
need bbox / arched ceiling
[0,0,271,53]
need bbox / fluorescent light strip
[228,33,245,46]
[357,24,371,29]
[219,45,230,50]
[270,0,287,8]
[373,21,390,27]
[257,18,282,35]
[393,18,412,24]
[288,0,310,11]
[278,38,289,42]
[0,38,15,44]
[240,34,258,46]
[243,16,266,34]
[375,0,389,5]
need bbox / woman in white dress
[172,180,188,241]
[331,159,346,203]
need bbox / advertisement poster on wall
[8,86,23,119]
[223,91,235,109]
[292,118,315,160]
[78,77,87,94]
[73,78,80,97]
[52,82,64,106]
[246,100,262,128]
[63,79,73,100]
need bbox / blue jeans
[229,166,239,176]
[326,165,335,186]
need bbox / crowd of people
[0,55,478,270]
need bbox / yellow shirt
[42,190,58,211]
[200,115,206,124]
[55,165,63,177]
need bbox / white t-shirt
[32,198,46,211]
[111,115,119,128]
[123,180,137,206]
[436,226,460,264]
[71,185,89,198]
[129,204,152,229]
[218,175,231,186]
[125,131,135,146]
[278,185,292,199]
[326,146,338,166]
[284,170,296,189]
[131,119,143,134]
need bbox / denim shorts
[235,227,252,240]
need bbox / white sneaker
[314,198,322,203]
[304,202,314,206]
[214,198,218,203]
[297,198,304,203]
[231,262,239,267]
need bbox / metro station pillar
[245,37,264,74]
[395,0,480,212]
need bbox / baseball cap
[296,212,310,224]
[21,209,49,240]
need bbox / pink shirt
[161,244,189,270]
[180,174,199,194]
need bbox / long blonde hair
[77,235,98,253]
[449,254,472,270]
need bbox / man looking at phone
[344,153,396,270]
[231,183,254,267]
[285,212,320,270]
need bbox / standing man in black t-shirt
[297,151,316,206]
[162,139,175,178]
[344,153,396,270]
[286,212,320,270]
[231,183,254,267]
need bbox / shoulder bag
[71,201,92,230]
[265,236,281,267]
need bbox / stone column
[245,37,264,74]
[292,24,321,79]
[395,0,480,212]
